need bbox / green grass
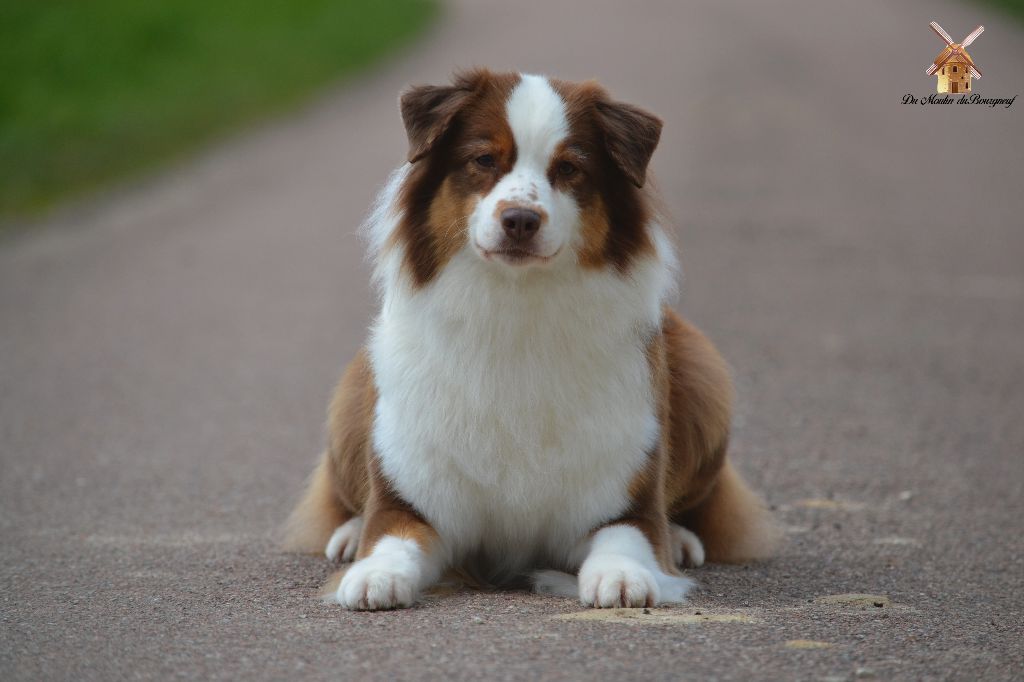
[0,0,437,218]
[981,0,1024,18]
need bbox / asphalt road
[3,0,1023,680]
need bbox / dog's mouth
[475,241,560,266]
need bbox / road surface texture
[3,1,1023,680]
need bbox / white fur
[360,73,680,594]
[578,525,694,606]
[535,525,695,605]
[325,516,363,563]
[335,536,442,610]
[363,163,411,293]
[471,74,576,262]
[368,246,672,581]
[670,523,705,568]
[532,569,581,598]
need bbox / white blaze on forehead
[469,74,575,260]
[505,75,569,165]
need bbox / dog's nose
[500,207,541,242]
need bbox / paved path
[3,1,1023,679]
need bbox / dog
[284,69,777,610]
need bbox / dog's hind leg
[660,310,779,563]
[325,515,364,562]
[674,459,779,563]
[669,522,706,568]
[283,350,375,556]
[282,454,353,554]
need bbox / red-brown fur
[394,71,520,285]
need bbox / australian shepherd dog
[284,69,777,610]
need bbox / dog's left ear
[595,100,663,188]
[400,71,488,163]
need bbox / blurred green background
[985,0,1024,19]
[0,0,436,219]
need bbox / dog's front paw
[336,553,420,610]
[578,555,660,608]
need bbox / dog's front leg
[335,504,444,611]
[577,520,694,608]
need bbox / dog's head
[389,69,663,286]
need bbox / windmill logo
[926,22,984,94]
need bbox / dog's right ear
[400,74,481,163]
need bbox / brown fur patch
[657,309,779,562]
[281,454,350,554]
[592,99,662,188]
[676,459,782,563]
[281,351,374,553]
[358,506,439,559]
[425,177,474,270]
[659,309,734,512]
[283,349,442,567]
[357,446,440,558]
[609,309,778,569]
[607,329,675,573]
[326,350,376,514]
[394,69,520,287]
[575,194,611,268]
[548,78,656,271]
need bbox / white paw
[325,516,363,563]
[578,555,660,608]
[335,538,423,610]
[670,524,705,568]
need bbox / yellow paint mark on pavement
[555,608,756,625]
[784,639,834,649]
[815,593,890,608]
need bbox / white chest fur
[368,246,673,578]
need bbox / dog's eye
[475,154,496,169]
[556,161,577,177]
